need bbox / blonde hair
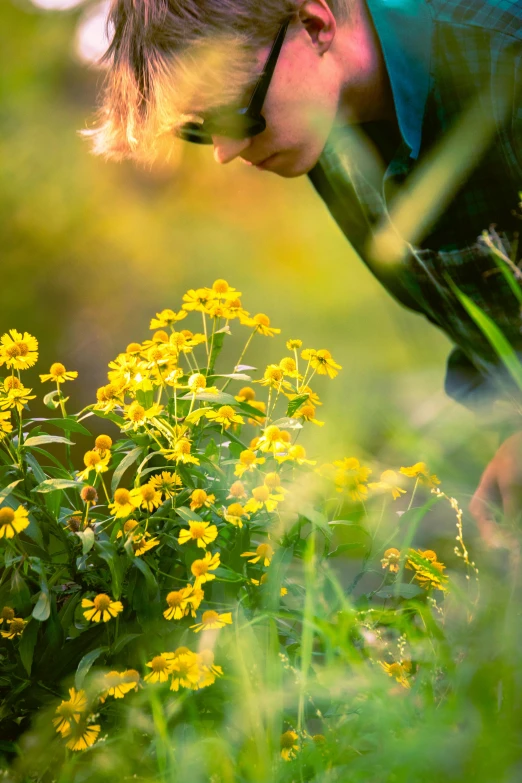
[82,0,349,164]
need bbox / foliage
[0,280,520,782]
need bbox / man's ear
[298,0,337,53]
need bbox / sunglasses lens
[175,122,213,144]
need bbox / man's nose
[212,135,251,164]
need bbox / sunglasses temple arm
[246,19,290,116]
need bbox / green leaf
[112,632,142,655]
[32,590,51,622]
[286,394,309,418]
[214,565,244,583]
[270,417,303,430]
[23,435,75,448]
[75,646,109,690]
[45,417,92,437]
[34,478,85,493]
[88,409,126,427]
[0,479,23,504]
[95,541,125,600]
[76,528,95,554]
[111,447,143,494]
[327,543,364,558]
[376,584,424,599]
[43,389,64,410]
[135,388,154,409]
[132,558,158,597]
[446,275,522,391]
[24,453,46,484]
[180,390,237,404]
[18,620,39,676]
[176,506,203,524]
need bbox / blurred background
[1,0,494,525]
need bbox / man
[85,0,522,545]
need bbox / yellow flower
[294,403,324,426]
[280,730,299,761]
[144,652,176,683]
[178,520,218,548]
[0,330,38,370]
[123,401,163,431]
[0,506,29,539]
[169,650,201,691]
[190,609,233,633]
[82,593,123,623]
[182,287,216,313]
[379,660,412,689]
[244,485,281,514]
[234,449,265,477]
[109,488,139,519]
[187,372,207,392]
[163,438,200,465]
[94,382,124,412]
[304,348,342,379]
[94,434,112,455]
[406,549,448,591]
[1,617,26,638]
[99,670,139,701]
[133,532,160,556]
[65,722,101,751]
[227,480,247,500]
[191,551,221,586]
[116,519,140,540]
[0,411,13,438]
[192,648,224,690]
[235,386,256,402]
[257,364,285,387]
[224,503,249,528]
[211,278,241,298]
[149,471,182,498]
[330,458,372,502]
[241,543,274,567]
[279,357,301,378]
[369,470,407,500]
[256,425,291,454]
[286,339,302,350]
[0,386,36,413]
[53,688,87,735]
[400,462,440,488]
[163,586,193,620]
[204,405,244,429]
[39,362,78,384]
[381,547,401,573]
[0,606,15,625]
[241,312,281,336]
[149,308,187,329]
[130,483,162,513]
[77,449,110,481]
[189,489,216,511]
[275,444,316,465]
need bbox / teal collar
[364,0,433,159]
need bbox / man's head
[85,0,367,177]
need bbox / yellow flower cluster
[144,647,223,691]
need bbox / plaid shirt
[308,0,522,410]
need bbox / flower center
[0,508,15,525]
[151,655,170,673]
[201,610,219,624]
[50,362,66,377]
[252,486,270,502]
[93,594,111,611]
[166,590,185,607]
[1,606,14,621]
[191,523,206,539]
[191,559,208,576]
[114,488,131,505]
[140,485,155,501]
[5,344,21,358]
[130,404,145,422]
[218,405,234,418]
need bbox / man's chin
[266,153,321,179]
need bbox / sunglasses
[174,19,291,144]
